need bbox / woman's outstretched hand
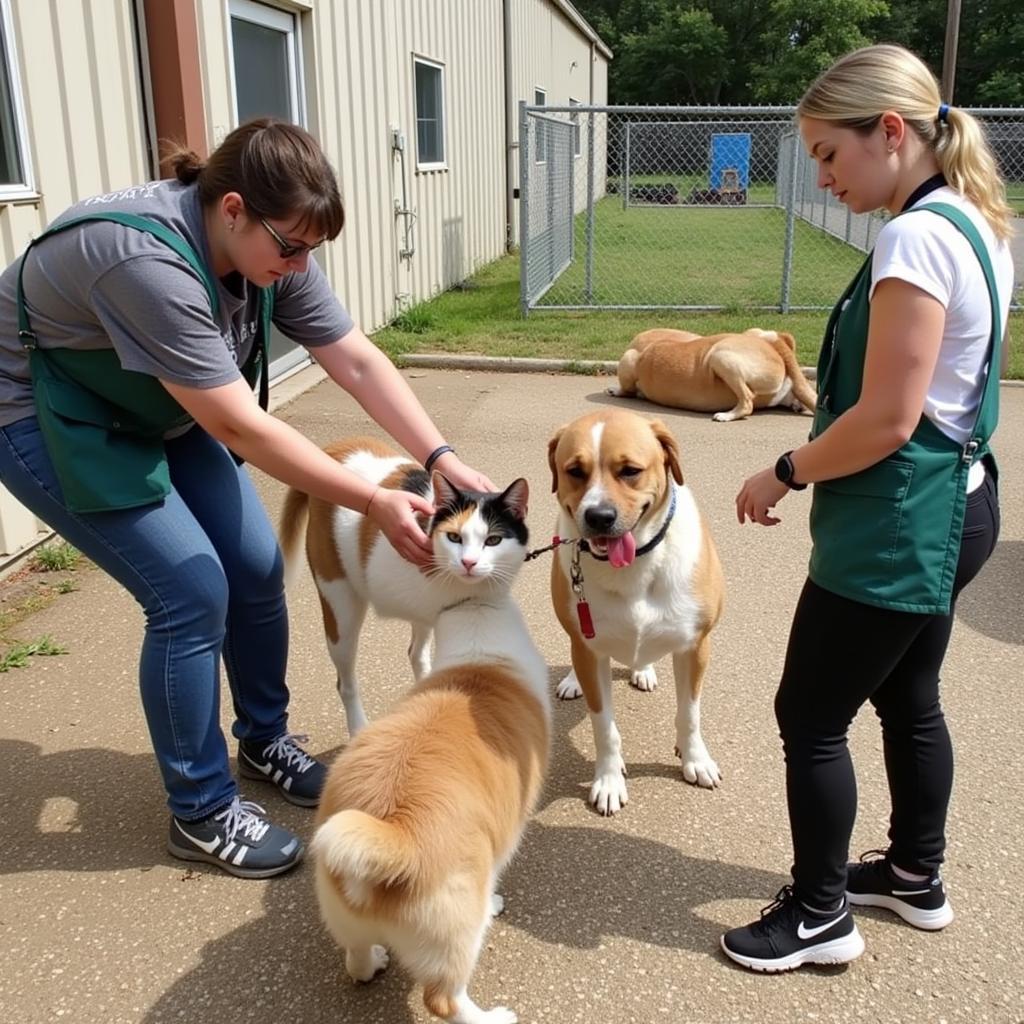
[365,487,435,565]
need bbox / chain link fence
[519,103,1024,315]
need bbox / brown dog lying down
[610,328,816,422]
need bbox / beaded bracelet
[424,444,455,473]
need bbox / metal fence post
[518,101,530,316]
[622,121,630,210]
[779,132,800,312]
[585,109,596,302]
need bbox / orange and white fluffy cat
[278,437,535,738]
[306,450,550,1024]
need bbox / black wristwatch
[774,450,807,490]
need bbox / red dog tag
[577,600,595,638]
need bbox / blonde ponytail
[936,107,1014,240]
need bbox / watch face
[775,454,792,483]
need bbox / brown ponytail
[164,119,344,239]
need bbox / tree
[751,0,889,103]
[570,0,1024,106]
[616,7,730,104]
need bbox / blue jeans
[0,416,290,821]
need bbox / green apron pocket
[809,457,915,594]
[34,373,171,514]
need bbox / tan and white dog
[611,327,816,422]
[548,409,724,815]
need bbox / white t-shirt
[869,186,1014,453]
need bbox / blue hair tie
[938,103,950,123]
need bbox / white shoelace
[213,797,270,843]
[262,733,316,774]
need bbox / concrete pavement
[2,366,1022,1024]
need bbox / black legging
[775,469,1000,909]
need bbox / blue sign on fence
[710,133,751,191]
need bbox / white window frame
[533,87,547,164]
[0,0,35,202]
[413,54,447,172]
[569,97,582,159]
[226,0,306,128]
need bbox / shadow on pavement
[956,539,1024,646]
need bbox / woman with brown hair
[0,118,492,878]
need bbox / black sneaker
[846,849,954,930]
[238,732,327,807]
[167,797,303,878]
[721,885,865,972]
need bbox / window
[0,0,33,201]
[569,97,581,158]
[414,56,446,169]
[229,0,303,125]
[534,88,546,163]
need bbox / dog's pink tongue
[607,532,636,568]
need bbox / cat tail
[278,487,310,590]
[313,810,419,904]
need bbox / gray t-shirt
[0,179,353,427]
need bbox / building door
[228,0,311,380]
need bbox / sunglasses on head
[258,216,325,259]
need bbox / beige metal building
[0,0,610,562]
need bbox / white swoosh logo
[243,751,273,776]
[174,819,221,854]
[892,888,930,896]
[797,916,841,940]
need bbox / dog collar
[580,487,677,562]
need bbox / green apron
[16,211,272,513]
[808,202,1002,615]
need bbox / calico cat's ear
[431,471,461,510]
[499,478,529,521]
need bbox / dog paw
[590,762,629,815]
[346,945,389,982]
[490,893,506,917]
[629,665,657,691]
[711,411,740,422]
[556,670,583,700]
[675,745,722,788]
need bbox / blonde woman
[724,45,1014,971]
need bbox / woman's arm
[311,327,496,491]
[159,376,435,565]
[736,278,945,525]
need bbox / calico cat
[302,440,550,1024]
[277,436,532,736]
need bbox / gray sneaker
[167,797,303,878]
[238,732,327,807]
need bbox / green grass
[30,541,81,573]
[377,255,834,368]
[541,198,863,309]
[373,187,1023,377]
[0,634,67,672]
